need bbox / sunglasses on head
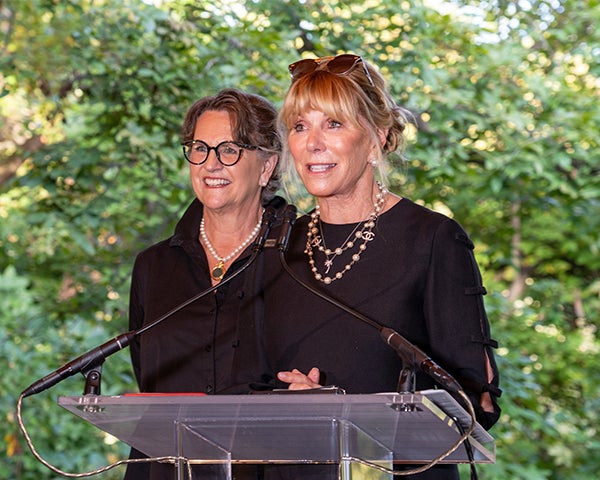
[288,54,375,87]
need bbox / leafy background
[1,0,599,478]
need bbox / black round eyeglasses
[181,140,259,166]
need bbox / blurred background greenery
[1,0,599,478]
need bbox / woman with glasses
[124,88,285,480]
[262,55,502,479]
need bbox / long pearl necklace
[306,182,388,285]
[200,211,263,281]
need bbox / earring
[369,159,378,167]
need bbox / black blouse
[128,197,285,396]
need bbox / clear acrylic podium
[58,390,495,479]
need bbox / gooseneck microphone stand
[275,204,479,478]
[21,205,278,399]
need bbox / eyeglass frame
[181,139,259,166]
[288,54,375,87]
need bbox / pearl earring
[369,159,378,167]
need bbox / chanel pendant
[211,261,225,281]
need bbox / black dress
[259,198,502,479]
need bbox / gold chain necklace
[305,183,388,285]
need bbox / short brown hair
[182,88,281,202]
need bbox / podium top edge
[59,391,436,406]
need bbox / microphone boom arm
[22,205,279,398]
[276,205,462,394]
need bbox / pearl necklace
[200,211,263,281]
[305,182,388,285]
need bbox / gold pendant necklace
[211,260,226,281]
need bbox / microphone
[277,204,298,252]
[253,199,283,253]
[380,327,462,393]
[22,205,281,398]
[22,332,136,398]
[278,229,462,394]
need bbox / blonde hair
[278,57,410,188]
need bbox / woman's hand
[277,367,321,390]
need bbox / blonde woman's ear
[377,128,389,148]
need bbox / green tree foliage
[1,0,598,478]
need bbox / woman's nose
[204,149,223,170]
[306,129,324,152]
